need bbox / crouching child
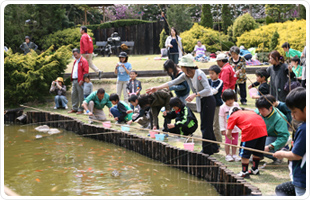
[163,97,198,136]
[226,107,268,178]
[109,93,133,125]
[128,94,151,128]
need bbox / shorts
[225,132,239,145]
[239,136,266,159]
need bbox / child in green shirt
[281,42,302,59]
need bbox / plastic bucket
[149,131,157,138]
[183,143,195,151]
[121,125,130,132]
[102,121,111,128]
[249,88,258,98]
[155,134,165,141]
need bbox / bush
[87,19,153,30]
[237,19,306,54]
[180,23,232,53]
[4,45,72,106]
[159,29,168,49]
[38,27,95,51]
[269,30,279,51]
[265,16,275,25]
[232,13,258,41]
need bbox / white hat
[229,106,241,117]
[178,54,196,67]
[216,53,227,61]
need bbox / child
[290,56,303,81]
[227,107,268,178]
[281,42,302,59]
[50,77,68,109]
[255,96,290,164]
[114,52,132,102]
[127,70,142,97]
[128,94,151,128]
[208,65,223,143]
[273,87,306,196]
[83,74,93,99]
[265,94,292,126]
[248,68,270,99]
[163,97,198,135]
[219,89,241,162]
[138,89,172,130]
[109,93,133,125]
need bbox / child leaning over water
[219,89,241,162]
[109,93,133,125]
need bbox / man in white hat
[217,53,237,93]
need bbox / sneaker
[225,155,234,162]
[237,171,250,178]
[54,107,57,109]
[272,158,283,165]
[232,155,241,162]
[98,70,103,80]
[248,168,260,175]
[65,105,68,110]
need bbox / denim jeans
[54,95,68,108]
[169,53,179,64]
[110,106,123,123]
[295,185,306,196]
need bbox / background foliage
[232,13,258,42]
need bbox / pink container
[249,88,258,98]
[102,121,111,128]
[149,131,157,138]
[183,143,195,151]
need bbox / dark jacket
[20,42,38,54]
[251,82,270,96]
[150,89,173,126]
[50,84,66,96]
[126,79,142,96]
[169,72,190,97]
[208,79,223,106]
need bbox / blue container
[121,125,130,132]
[155,134,165,141]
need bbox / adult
[239,45,252,61]
[193,41,208,62]
[82,88,113,124]
[163,59,190,104]
[147,54,219,155]
[20,36,38,55]
[216,53,237,93]
[266,50,295,102]
[50,77,68,109]
[68,48,89,114]
[80,26,103,79]
[165,27,183,64]
[229,46,247,105]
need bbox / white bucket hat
[178,54,196,67]
[215,53,228,61]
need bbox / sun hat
[178,54,196,67]
[216,53,227,61]
[119,52,128,58]
[56,77,64,83]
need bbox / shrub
[87,19,153,30]
[265,15,275,25]
[38,27,95,51]
[269,30,279,51]
[4,45,72,106]
[232,13,258,41]
[159,29,168,49]
[180,23,232,53]
[237,19,306,54]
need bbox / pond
[4,124,219,196]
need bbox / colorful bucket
[102,121,111,128]
[249,88,258,98]
[183,143,195,151]
[155,134,165,141]
[121,125,130,132]
[149,131,157,138]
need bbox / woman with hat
[50,77,68,109]
[147,54,219,155]
[114,52,132,103]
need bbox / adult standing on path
[267,50,296,102]
[20,36,38,55]
[68,48,89,115]
[165,27,183,64]
[80,26,103,79]
[147,54,219,155]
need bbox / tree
[232,13,258,41]
[299,4,306,19]
[265,4,296,22]
[201,4,213,28]
[159,29,168,49]
[269,30,279,51]
[166,5,193,33]
[221,4,233,34]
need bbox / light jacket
[165,35,183,58]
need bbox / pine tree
[200,4,213,28]
[166,5,193,33]
[159,29,168,49]
[221,5,233,34]
[269,30,279,51]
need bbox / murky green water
[4,124,219,196]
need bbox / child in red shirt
[226,107,268,178]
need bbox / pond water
[4,124,219,196]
